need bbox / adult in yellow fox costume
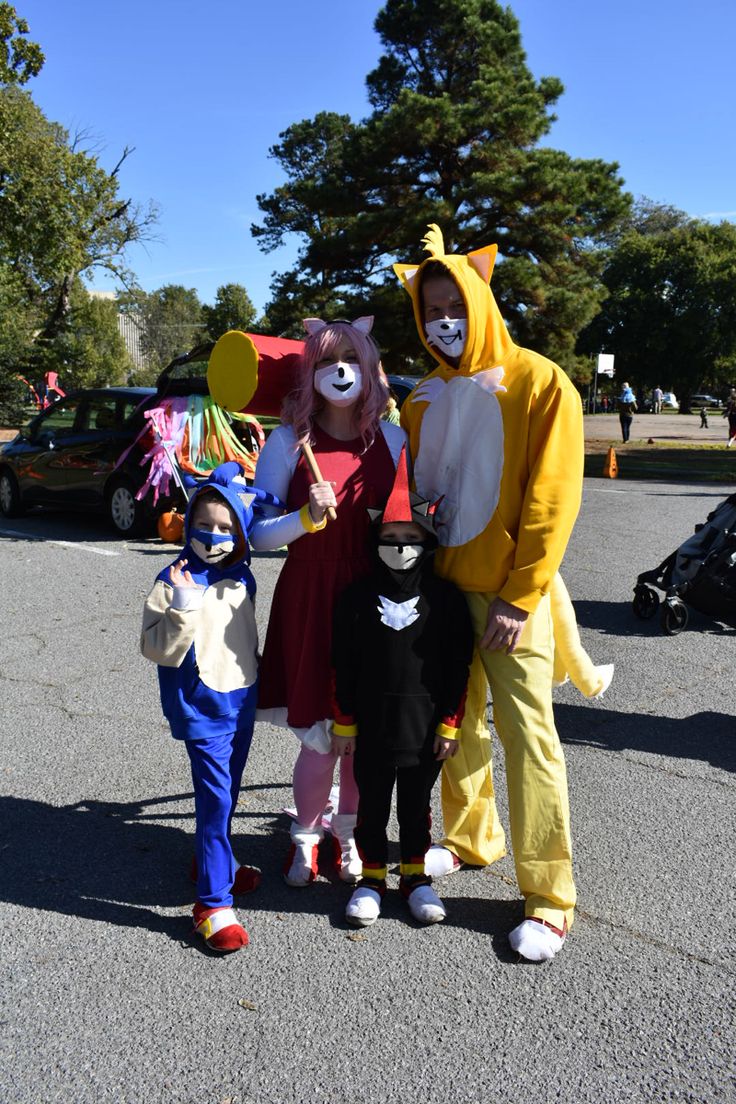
[396,225,609,960]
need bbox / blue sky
[19,0,736,315]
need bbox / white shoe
[424,845,462,878]
[330,813,362,883]
[509,918,566,962]
[346,886,382,927]
[283,823,323,887]
[407,884,446,925]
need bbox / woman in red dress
[250,317,406,885]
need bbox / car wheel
[632,584,659,620]
[660,599,689,636]
[0,468,23,518]
[107,478,145,536]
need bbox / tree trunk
[40,272,75,341]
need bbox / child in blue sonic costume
[141,461,279,953]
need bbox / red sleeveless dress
[257,425,396,728]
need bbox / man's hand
[331,732,355,757]
[433,734,459,761]
[480,596,528,654]
[308,480,337,524]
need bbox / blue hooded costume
[141,461,280,909]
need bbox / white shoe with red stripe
[509,917,567,961]
[283,823,324,886]
[424,845,463,877]
[330,814,362,883]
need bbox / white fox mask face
[424,317,467,355]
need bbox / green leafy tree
[578,214,736,403]
[202,283,257,339]
[0,3,43,86]
[0,87,158,346]
[253,0,630,376]
[32,281,134,391]
[0,260,41,423]
[138,285,205,374]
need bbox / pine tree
[253,0,630,375]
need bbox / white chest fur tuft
[413,370,505,547]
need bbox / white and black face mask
[189,528,235,563]
[424,317,467,356]
[377,539,426,572]
[314,361,363,407]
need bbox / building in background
[89,290,146,374]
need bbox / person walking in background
[723,389,736,447]
[618,382,637,443]
[652,386,663,415]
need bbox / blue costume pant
[184,714,255,909]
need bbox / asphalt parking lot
[1,478,734,1104]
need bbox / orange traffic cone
[603,447,618,478]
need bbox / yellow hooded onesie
[395,226,598,929]
[396,224,583,611]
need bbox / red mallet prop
[207,330,303,418]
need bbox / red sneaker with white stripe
[192,902,249,953]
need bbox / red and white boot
[283,822,323,887]
[330,814,362,884]
[192,902,249,953]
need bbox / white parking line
[0,529,120,556]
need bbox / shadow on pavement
[641,489,732,499]
[0,785,294,944]
[556,702,736,773]
[0,791,526,951]
[573,598,736,638]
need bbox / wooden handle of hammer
[301,440,337,522]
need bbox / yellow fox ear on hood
[393,224,498,292]
[467,243,498,285]
[393,264,420,294]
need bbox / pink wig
[282,320,389,452]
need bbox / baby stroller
[632,493,736,635]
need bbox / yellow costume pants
[439,591,576,929]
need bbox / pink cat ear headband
[302,316,374,336]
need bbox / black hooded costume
[331,449,473,883]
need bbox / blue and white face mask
[189,528,235,563]
[424,317,467,356]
